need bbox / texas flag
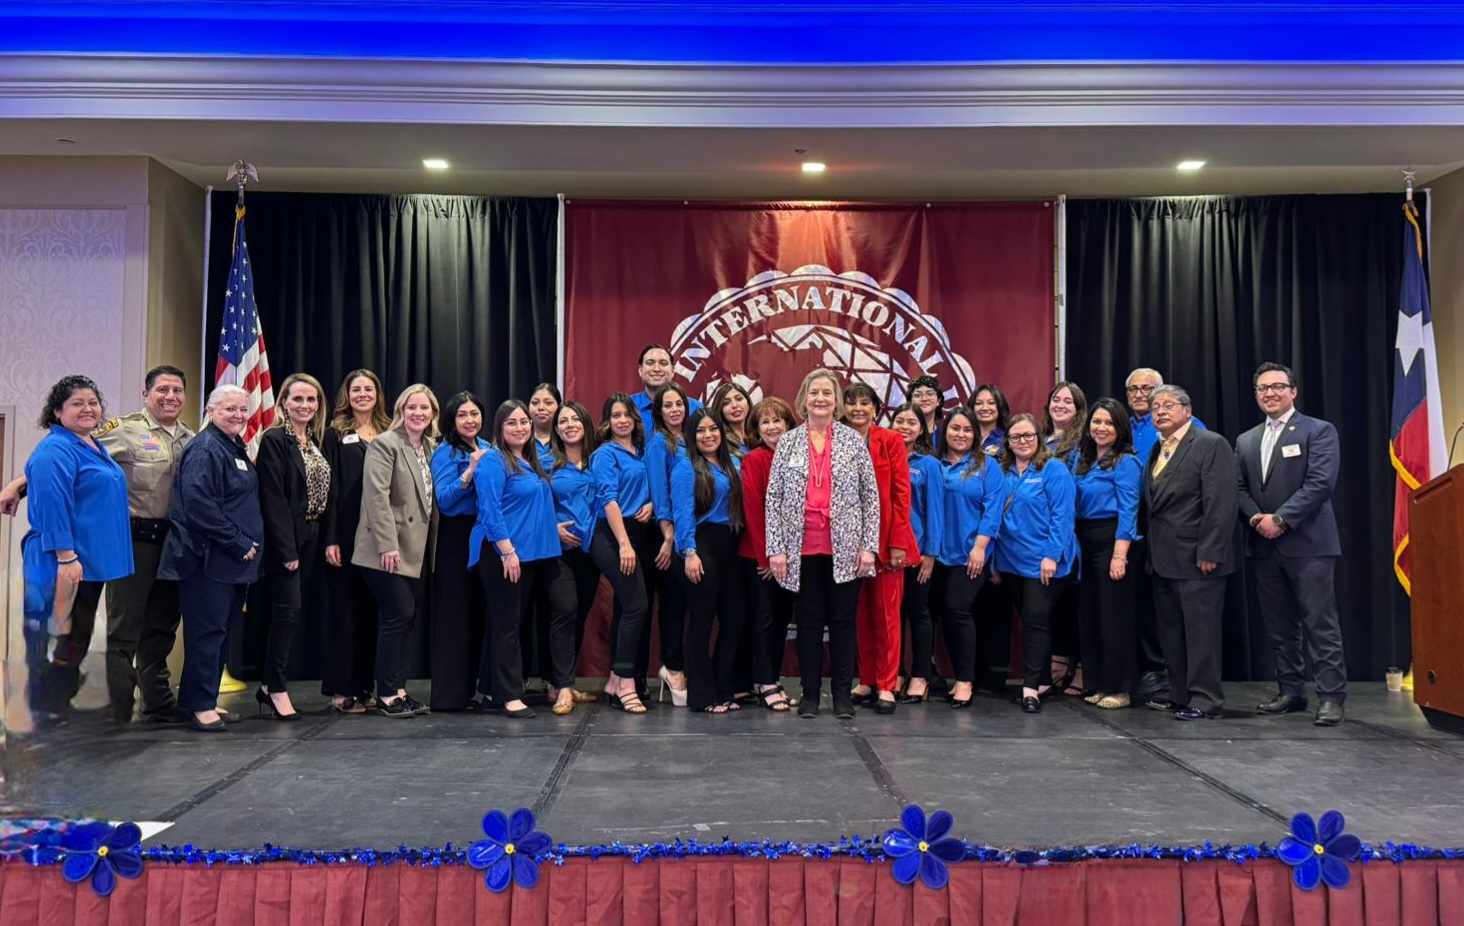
[1389,200,1446,594]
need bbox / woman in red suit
[738,396,798,711]
[844,383,917,714]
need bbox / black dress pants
[795,555,860,704]
[562,546,604,675]
[935,563,989,682]
[1152,574,1226,712]
[361,567,423,698]
[628,521,687,688]
[262,520,320,693]
[1251,553,1346,702]
[477,552,577,703]
[901,566,934,681]
[1130,539,1170,686]
[321,557,378,700]
[178,575,247,712]
[752,568,796,686]
[1077,518,1137,696]
[1009,574,1072,690]
[681,523,747,710]
[592,520,650,678]
[430,514,487,709]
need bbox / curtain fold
[1065,193,1413,681]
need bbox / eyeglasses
[1150,401,1184,413]
[1008,433,1039,443]
[1254,383,1293,395]
[1126,384,1157,394]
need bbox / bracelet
[498,548,516,559]
[56,555,79,565]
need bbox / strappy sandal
[331,696,367,715]
[609,690,647,714]
[756,684,791,712]
[703,702,730,714]
[570,689,599,703]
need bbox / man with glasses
[1141,385,1237,720]
[1125,368,1207,462]
[1235,362,1345,726]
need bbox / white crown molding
[5,54,1464,127]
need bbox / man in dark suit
[1235,362,1346,726]
[1141,385,1238,720]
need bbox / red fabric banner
[5,858,1460,925]
[564,201,1056,421]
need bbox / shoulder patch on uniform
[93,418,122,437]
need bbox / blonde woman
[353,384,441,718]
[254,372,330,720]
[765,369,880,719]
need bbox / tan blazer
[351,428,437,578]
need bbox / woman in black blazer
[321,369,390,713]
[255,373,331,721]
[157,384,264,732]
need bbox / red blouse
[801,431,834,556]
[737,445,773,566]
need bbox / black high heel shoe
[256,688,301,722]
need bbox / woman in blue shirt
[428,391,492,711]
[590,393,656,714]
[711,381,754,461]
[969,383,1010,457]
[932,408,1006,708]
[889,403,944,703]
[671,409,745,713]
[22,375,133,713]
[1073,398,1142,709]
[546,400,603,715]
[994,413,1079,714]
[643,382,693,704]
[472,400,576,719]
[527,383,561,470]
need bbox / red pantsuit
[856,427,917,691]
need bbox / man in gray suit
[1235,362,1346,726]
[1141,385,1238,720]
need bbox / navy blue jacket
[1235,411,1341,558]
[158,425,263,584]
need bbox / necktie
[1152,435,1179,477]
[1261,418,1284,480]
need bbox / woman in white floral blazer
[766,369,880,719]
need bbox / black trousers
[1009,574,1072,690]
[935,563,990,683]
[1050,580,1081,668]
[29,579,108,714]
[730,557,764,693]
[1251,554,1346,702]
[751,566,796,686]
[477,551,577,702]
[680,523,747,710]
[1130,539,1170,686]
[562,546,603,676]
[795,555,860,704]
[1153,574,1226,712]
[1077,518,1137,696]
[261,520,321,693]
[321,557,378,699]
[901,565,934,681]
[592,519,650,677]
[430,514,487,709]
[646,528,687,674]
[361,567,423,698]
[178,575,247,712]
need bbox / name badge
[234,458,249,471]
[342,433,361,444]
[1281,443,1302,458]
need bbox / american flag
[215,204,275,458]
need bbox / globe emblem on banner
[667,266,976,422]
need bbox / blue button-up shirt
[908,452,945,559]
[632,390,703,439]
[470,449,560,566]
[1074,453,1142,541]
[644,430,689,522]
[25,425,133,581]
[935,452,1006,567]
[591,440,651,518]
[431,437,491,519]
[993,458,1078,579]
[670,455,734,554]
[549,460,598,553]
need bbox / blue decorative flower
[1278,811,1361,890]
[882,805,965,889]
[60,821,143,897]
[467,809,551,892]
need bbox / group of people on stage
[6,347,1349,732]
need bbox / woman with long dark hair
[527,383,562,469]
[889,402,944,703]
[321,369,390,713]
[969,383,1010,456]
[546,400,603,714]
[671,409,746,713]
[738,396,798,712]
[471,400,576,719]
[1041,380,1088,693]
[429,391,492,711]
[995,412,1079,714]
[711,381,755,460]
[643,382,693,705]
[589,392,656,714]
[1073,398,1141,708]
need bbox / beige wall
[146,160,206,429]
[1429,170,1464,448]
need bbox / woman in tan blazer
[353,383,440,718]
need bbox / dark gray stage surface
[5,681,1462,851]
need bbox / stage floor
[5,680,1463,851]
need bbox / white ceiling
[4,118,1462,197]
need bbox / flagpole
[199,184,213,423]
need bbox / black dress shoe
[1021,696,1041,714]
[798,699,819,718]
[833,699,856,720]
[1314,700,1345,726]
[504,704,536,719]
[1173,705,1220,721]
[1144,698,1178,713]
[872,698,897,715]
[949,696,974,710]
[1135,670,1169,701]
[144,707,192,725]
[1257,693,1307,714]
[191,715,228,733]
[849,690,876,706]
[897,689,929,704]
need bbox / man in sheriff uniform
[1,365,195,723]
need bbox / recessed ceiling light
[801,161,826,174]
[422,158,450,170]
[1176,160,1206,172]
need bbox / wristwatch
[1272,516,1288,531]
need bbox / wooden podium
[1409,464,1464,733]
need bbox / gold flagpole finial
[1402,167,1416,203]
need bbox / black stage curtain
[205,192,559,682]
[1065,193,1415,682]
